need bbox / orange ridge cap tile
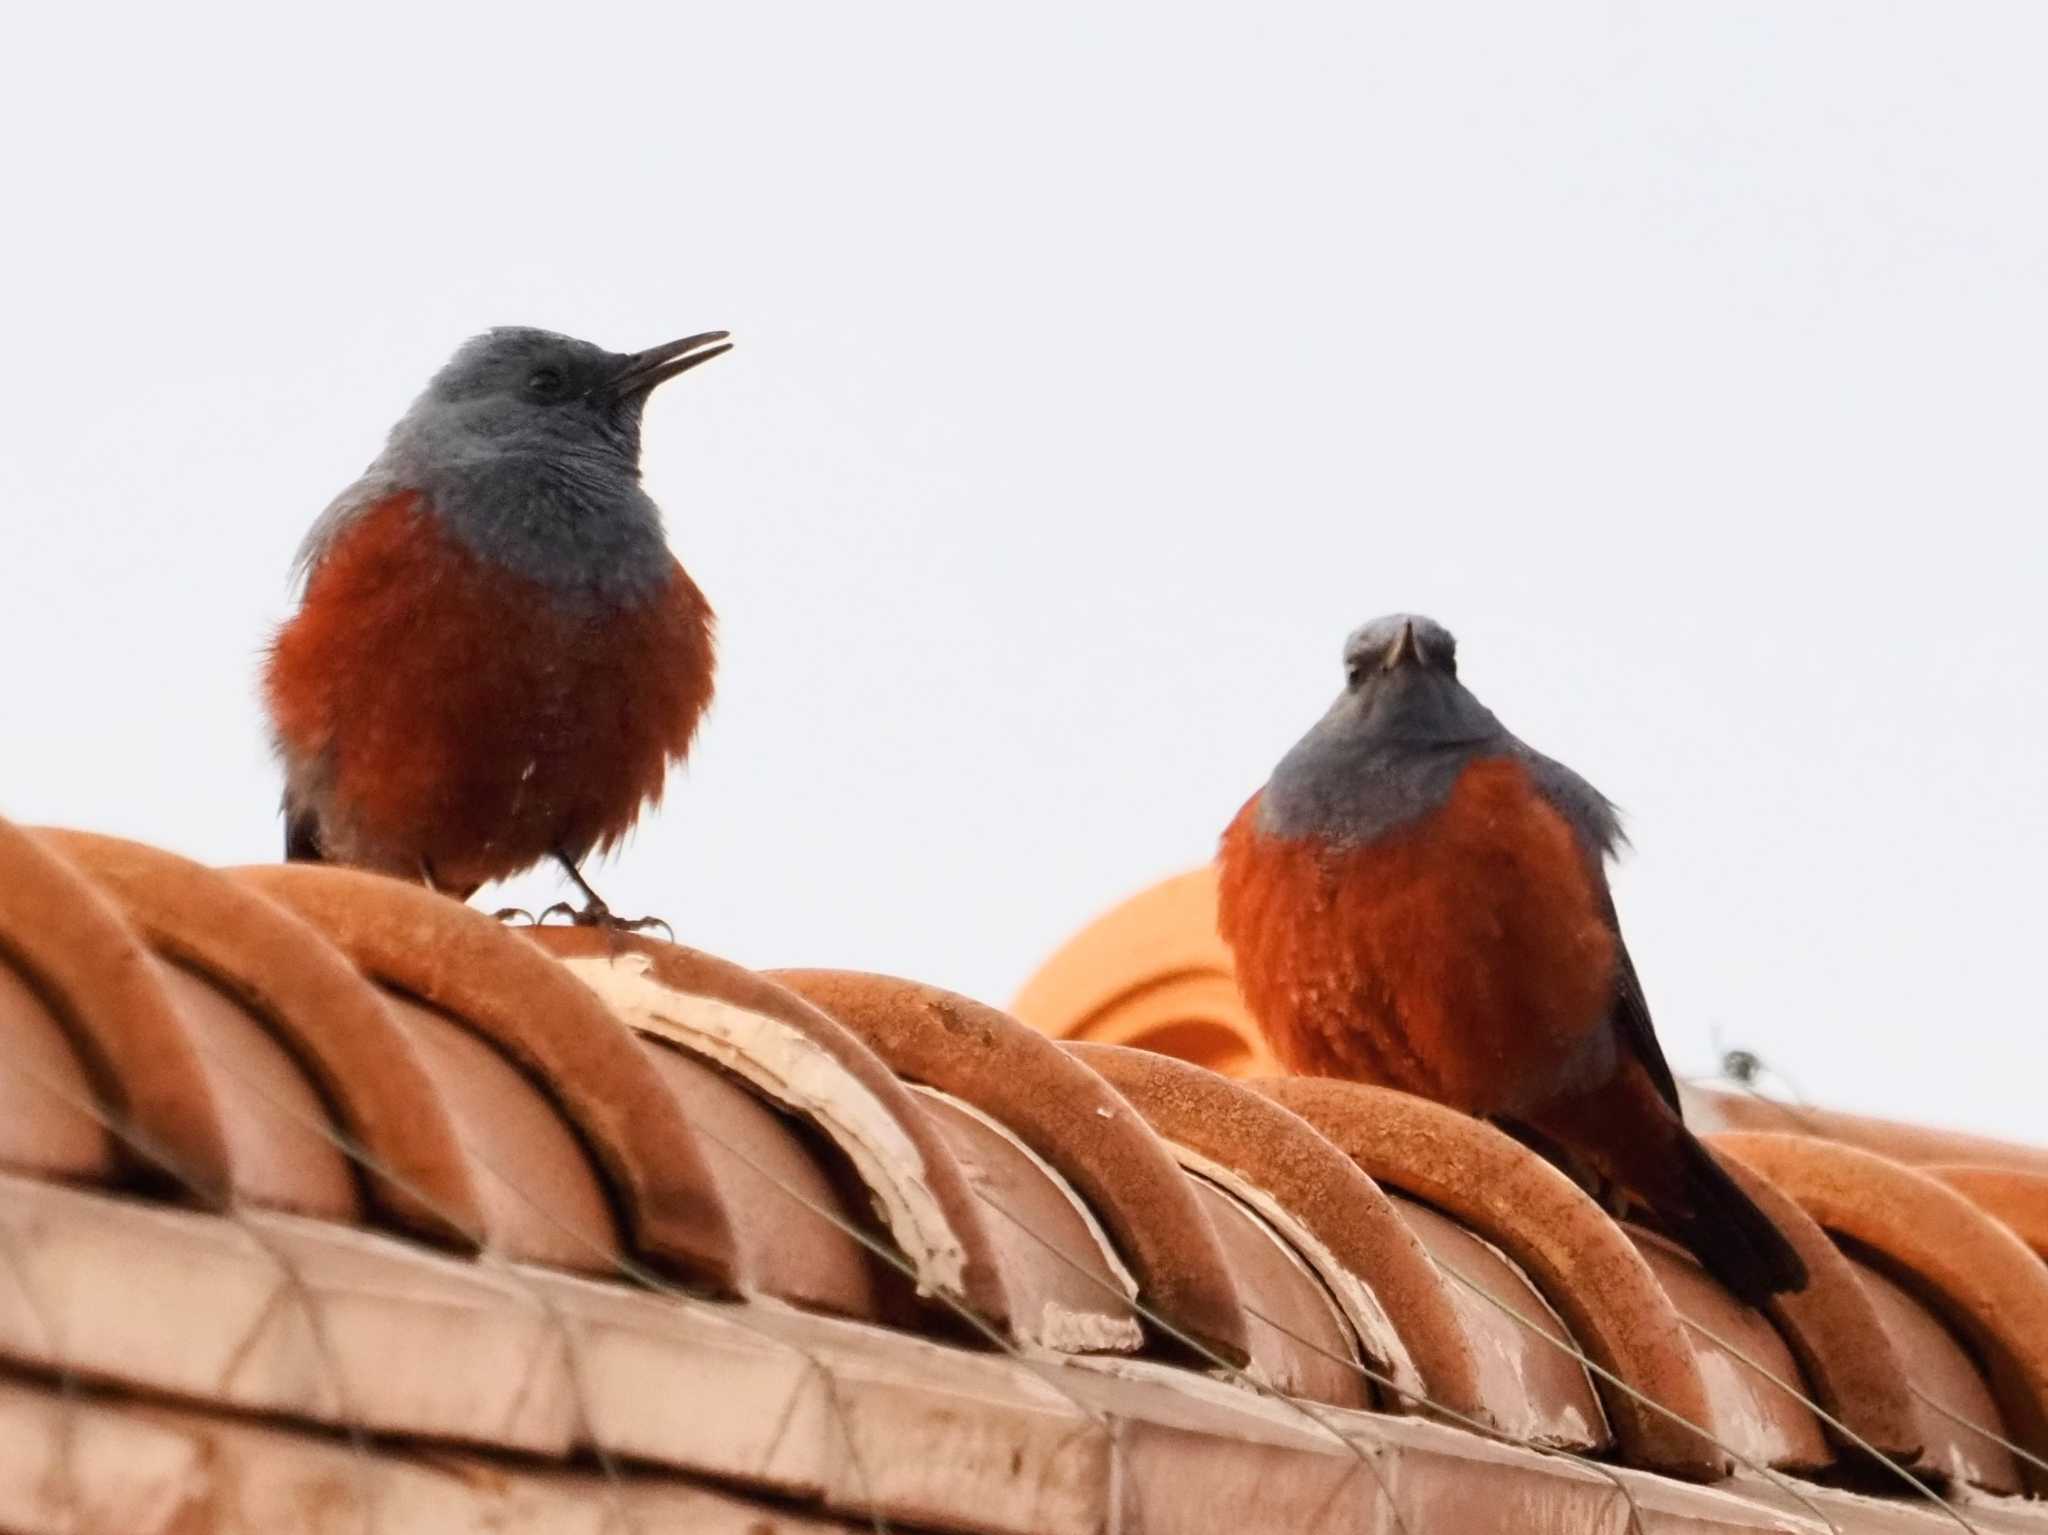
[1253,1076,1731,1482]
[43,830,485,1250]
[1705,1144,1923,1468]
[1063,1041,1481,1424]
[1010,868,1236,1035]
[229,864,740,1292]
[770,969,1254,1368]
[1924,1165,2048,1262]
[525,928,1014,1333]
[0,817,232,1201]
[1710,1129,2048,1496]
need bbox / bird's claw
[490,906,537,925]
[535,900,674,942]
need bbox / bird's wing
[1595,887,1683,1113]
[1512,741,1683,1114]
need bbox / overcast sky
[5,4,2043,1140]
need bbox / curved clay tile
[1390,1194,1611,1451]
[149,959,360,1222]
[0,952,114,1180]
[1009,867,1273,1075]
[1846,1255,2021,1494]
[527,929,1010,1332]
[1064,1041,1477,1423]
[229,864,738,1291]
[374,987,622,1273]
[769,969,1253,1367]
[1705,1144,1922,1468]
[1253,1077,1728,1481]
[1184,1174,1368,1407]
[1710,1129,2048,1494]
[1925,1164,2048,1261]
[909,1084,1143,1353]
[0,818,231,1201]
[41,830,485,1249]
[641,1044,888,1321]
[1688,1086,2048,1179]
[1622,1228,1829,1472]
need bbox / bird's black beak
[1381,620,1425,671]
[606,331,733,402]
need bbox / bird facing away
[264,326,732,921]
[1216,616,1807,1306]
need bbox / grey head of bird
[298,326,732,605]
[1255,613,1512,845]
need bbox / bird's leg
[419,855,530,923]
[543,849,673,940]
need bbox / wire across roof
[0,820,2043,1533]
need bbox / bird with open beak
[1216,614,1807,1306]
[264,326,732,924]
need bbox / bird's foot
[490,907,538,925]
[537,900,674,942]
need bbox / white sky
[4,5,2043,1141]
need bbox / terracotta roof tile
[1181,1173,1369,1405]
[233,863,740,1288]
[1624,1226,1830,1472]
[1851,1253,2024,1494]
[532,929,1013,1331]
[3,828,2046,1532]
[0,950,114,1181]
[1064,1040,1473,1422]
[1926,1165,2048,1262]
[1711,1129,2048,1495]
[380,986,624,1272]
[41,829,484,1247]
[1706,1140,1924,1467]
[771,969,1253,1366]
[1253,1075,1730,1480]
[0,818,232,1200]
[1389,1194,1612,1452]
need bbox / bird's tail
[1663,1131,1808,1308]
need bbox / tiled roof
[0,822,2044,1533]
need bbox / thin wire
[132,1020,1198,1535]
[1435,1262,1849,1535]
[1,1056,387,1535]
[159,1036,880,1535]
[966,1157,1981,1534]
[0,1218,85,1535]
[1908,1382,2048,1483]
[20,990,2004,1535]
[1705,1047,2048,1491]
[1236,1293,1651,1535]
[975,1178,1658,1533]
[967,1173,1413,1535]
[1675,1315,1978,1533]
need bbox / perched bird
[1217,615,1806,1305]
[264,326,732,922]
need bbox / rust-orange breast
[264,493,714,890]
[1216,756,1617,1116]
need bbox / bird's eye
[526,366,567,401]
